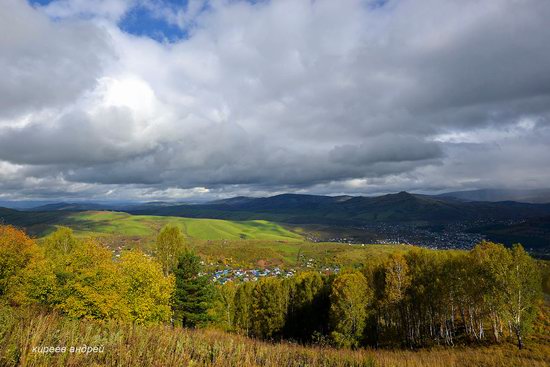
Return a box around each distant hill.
[129,192,550,225]
[6,192,550,227]
[30,202,111,212]
[0,200,55,210]
[436,189,550,204]
[0,207,69,234]
[469,216,550,253]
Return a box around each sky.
[1,0,550,201]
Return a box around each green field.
[193,239,414,268]
[21,210,413,268]
[58,211,303,242]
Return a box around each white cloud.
[39,0,137,21]
[1,0,550,200]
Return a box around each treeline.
[0,225,542,351]
[212,243,542,349]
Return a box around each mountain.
[28,200,145,212]
[0,207,69,234]
[5,191,550,229]
[129,192,550,225]
[0,200,56,210]
[469,216,550,254]
[436,189,550,204]
[208,196,256,206]
[30,202,111,212]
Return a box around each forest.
[0,224,548,366]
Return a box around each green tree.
[251,277,288,339]
[469,241,511,343]
[173,251,214,328]
[505,244,541,349]
[375,253,412,345]
[42,226,79,255]
[233,281,255,335]
[156,225,187,275]
[329,272,372,348]
[285,272,330,341]
[382,254,411,305]
[213,281,237,330]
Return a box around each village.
[204,259,341,284]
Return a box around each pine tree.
[173,251,214,328]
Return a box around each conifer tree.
[173,251,214,328]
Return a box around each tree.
[504,244,541,349]
[285,272,330,341]
[118,250,175,324]
[233,281,255,335]
[329,272,372,348]
[173,251,214,328]
[55,239,127,320]
[0,225,39,298]
[376,253,412,346]
[42,226,79,255]
[156,225,187,275]
[382,254,411,305]
[213,281,237,330]
[250,277,288,339]
[469,241,511,343]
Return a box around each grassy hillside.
[64,212,410,268]
[58,211,303,242]
[1,305,548,367]
[194,240,412,268]
[0,208,302,242]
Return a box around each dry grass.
[1,306,548,367]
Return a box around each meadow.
[14,210,411,268]
[61,211,302,241]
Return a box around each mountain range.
[126,191,550,225]
[2,191,549,225]
[2,191,549,254]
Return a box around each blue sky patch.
[119,4,189,42]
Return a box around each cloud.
[0,0,112,118]
[1,0,550,200]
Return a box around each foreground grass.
[1,307,548,367]
[1,307,374,367]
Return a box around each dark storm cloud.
[1,0,550,200]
